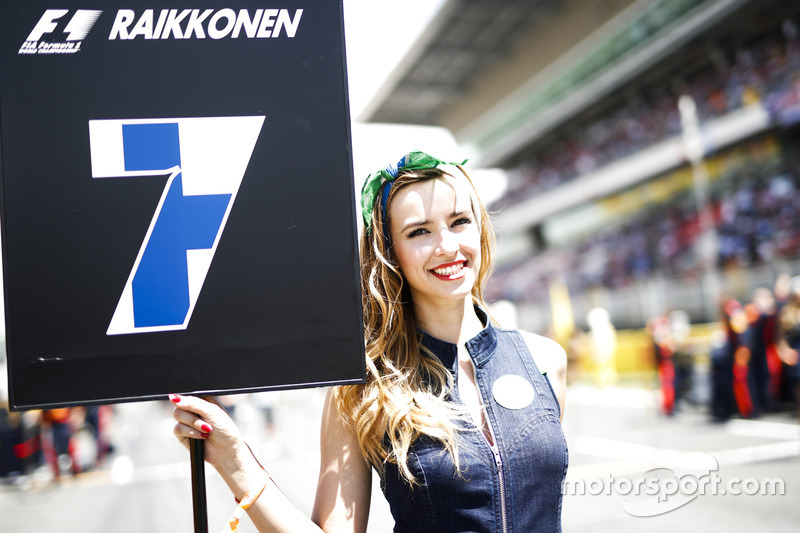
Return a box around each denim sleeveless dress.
[380,319,569,532]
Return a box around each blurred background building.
[360,0,800,381]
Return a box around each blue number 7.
[89,117,265,335]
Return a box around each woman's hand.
[170,394,254,475]
[171,391,369,532]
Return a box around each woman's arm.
[172,391,371,533]
[311,390,372,532]
[520,331,568,421]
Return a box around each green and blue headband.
[360,151,468,237]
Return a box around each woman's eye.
[453,217,472,227]
[408,228,427,238]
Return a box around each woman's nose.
[436,230,459,255]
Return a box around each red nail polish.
[169,394,181,403]
[200,432,210,439]
[200,423,212,433]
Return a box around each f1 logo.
[26,9,102,42]
[89,116,265,335]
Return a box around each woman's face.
[388,176,481,309]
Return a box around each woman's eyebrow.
[399,210,469,232]
[399,219,429,232]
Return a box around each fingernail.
[200,432,210,439]
[169,394,181,403]
[200,423,212,433]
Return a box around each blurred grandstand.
[359,0,800,344]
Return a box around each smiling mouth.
[430,261,467,279]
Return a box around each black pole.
[190,437,208,533]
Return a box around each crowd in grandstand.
[488,159,800,303]
[496,17,800,208]
[717,165,800,266]
[488,16,800,305]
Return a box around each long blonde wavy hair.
[333,166,495,484]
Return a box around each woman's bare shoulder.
[517,330,567,375]
[517,330,568,420]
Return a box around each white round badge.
[492,374,535,410]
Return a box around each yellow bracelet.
[224,470,269,533]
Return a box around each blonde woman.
[172,152,568,532]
